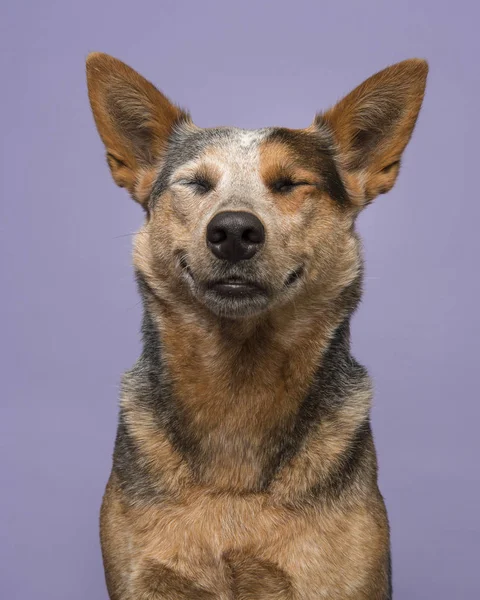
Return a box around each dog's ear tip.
[86,52,103,78]
[87,51,109,61]
[86,51,102,65]
[415,57,429,67]
[408,57,429,76]
[396,57,429,80]
[403,57,428,66]
[86,52,116,72]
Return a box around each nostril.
[242,228,263,244]
[209,227,227,244]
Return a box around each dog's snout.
[206,211,265,263]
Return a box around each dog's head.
[87,54,427,319]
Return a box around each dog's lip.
[179,255,266,295]
[206,278,267,297]
[284,264,305,286]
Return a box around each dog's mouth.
[206,278,266,298]
[178,254,304,316]
[284,264,304,287]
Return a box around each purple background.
[1,1,479,598]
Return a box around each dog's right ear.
[86,52,189,206]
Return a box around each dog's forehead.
[165,124,333,165]
[186,127,270,167]
[151,124,348,204]
[170,126,271,165]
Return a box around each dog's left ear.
[316,59,428,206]
[86,52,189,206]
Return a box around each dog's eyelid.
[174,177,214,192]
[271,179,316,192]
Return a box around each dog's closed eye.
[179,176,214,194]
[272,179,313,193]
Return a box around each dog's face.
[87,54,427,319]
[141,124,357,318]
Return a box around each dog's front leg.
[129,560,218,600]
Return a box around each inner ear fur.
[86,52,190,205]
[316,58,428,205]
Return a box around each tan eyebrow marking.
[259,140,323,214]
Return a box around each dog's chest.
[102,479,386,599]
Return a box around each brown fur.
[258,141,325,214]
[101,471,389,599]
[86,52,188,203]
[86,53,428,598]
[317,58,428,204]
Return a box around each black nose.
[206,211,265,263]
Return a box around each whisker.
[126,300,143,311]
[112,230,149,240]
[112,233,136,239]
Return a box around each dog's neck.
[124,271,364,493]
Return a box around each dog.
[86,52,427,599]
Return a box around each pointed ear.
[86,52,190,206]
[316,59,428,205]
